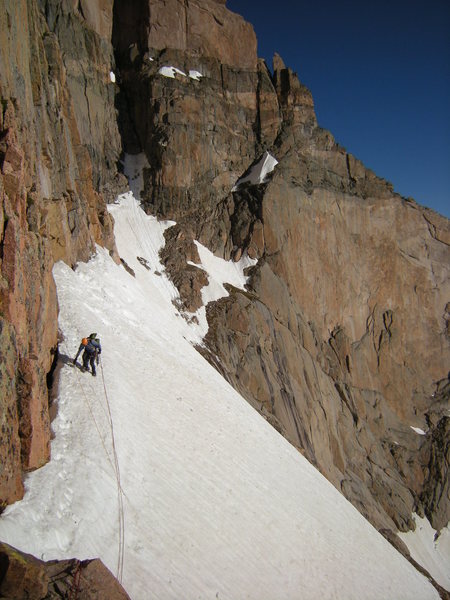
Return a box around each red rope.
[68,560,82,600]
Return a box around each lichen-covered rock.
[0,541,48,599]
[0,320,22,509]
[0,126,56,501]
[42,0,123,202]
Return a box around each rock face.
[0,0,123,507]
[0,0,448,568]
[113,0,450,539]
[204,176,449,532]
[146,0,257,69]
[0,540,130,599]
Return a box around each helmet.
[82,338,88,345]
[89,333,97,339]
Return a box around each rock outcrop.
[0,0,123,507]
[0,540,130,599]
[113,0,450,539]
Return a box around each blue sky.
[226,0,450,218]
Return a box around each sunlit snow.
[410,426,427,435]
[398,514,450,590]
[189,70,203,80]
[0,192,442,599]
[232,151,278,191]
[157,66,203,81]
[158,66,187,79]
[190,241,256,305]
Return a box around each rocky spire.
[272,51,286,71]
[272,52,317,133]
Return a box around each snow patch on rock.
[189,70,203,81]
[410,426,427,435]
[158,66,203,82]
[232,151,278,191]
[158,66,187,78]
[192,241,256,305]
[398,514,450,591]
[187,242,257,334]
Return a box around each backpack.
[86,333,101,354]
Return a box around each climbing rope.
[100,357,125,583]
[68,560,82,600]
[63,343,116,477]
[59,341,125,584]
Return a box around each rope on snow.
[100,357,126,584]
[59,342,126,584]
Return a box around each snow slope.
[0,192,441,599]
[398,514,450,590]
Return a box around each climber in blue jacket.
[73,333,102,376]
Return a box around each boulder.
[146,0,257,69]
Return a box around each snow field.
[0,192,441,599]
[189,239,257,316]
[398,514,450,590]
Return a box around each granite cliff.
[0,0,448,586]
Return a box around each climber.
[73,333,102,376]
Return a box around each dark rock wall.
[0,0,122,506]
[114,55,278,252]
